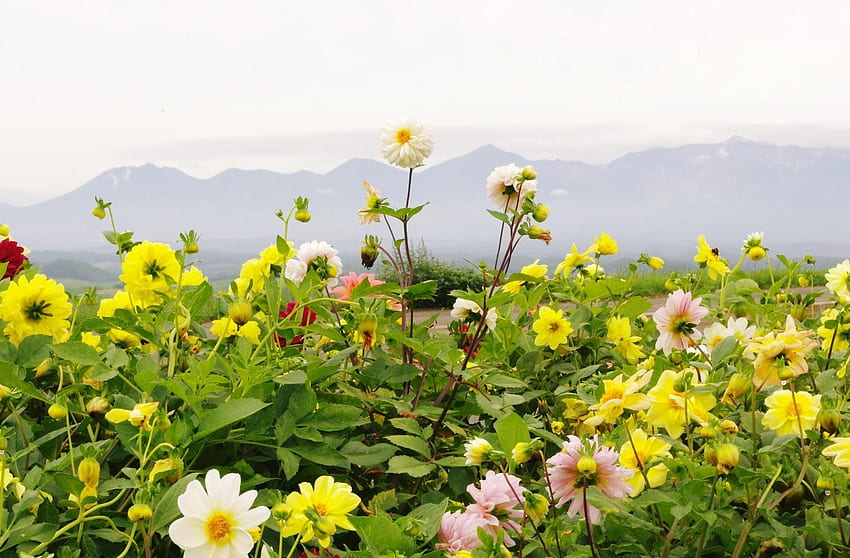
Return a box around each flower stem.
[582,486,600,558]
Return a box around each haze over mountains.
[3,137,849,271]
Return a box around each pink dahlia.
[331,272,385,300]
[546,435,633,524]
[466,470,527,545]
[0,239,28,280]
[652,289,709,355]
[436,508,490,554]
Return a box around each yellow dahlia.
[762,389,820,437]
[693,235,730,280]
[619,429,671,494]
[0,274,72,345]
[606,315,646,363]
[823,437,850,469]
[646,369,716,438]
[745,315,818,390]
[282,476,361,548]
[533,307,573,350]
[502,259,548,294]
[120,242,181,306]
[584,370,651,426]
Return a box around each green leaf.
[193,398,270,440]
[711,336,739,364]
[15,334,51,368]
[53,472,85,496]
[387,455,435,478]
[51,341,102,366]
[617,296,652,318]
[484,373,527,389]
[276,447,300,479]
[495,413,530,460]
[385,435,431,458]
[584,278,631,301]
[300,404,364,431]
[0,361,47,402]
[151,473,199,534]
[408,499,449,540]
[340,441,398,468]
[403,280,437,302]
[290,444,350,468]
[486,209,511,225]
[350,515,416,555]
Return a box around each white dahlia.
[486,164,537,209]
[380,116,434,168]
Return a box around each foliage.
[380,242,484,308]
[0,128,849,558]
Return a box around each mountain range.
[3,137,850,270]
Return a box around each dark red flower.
[275,301,318,347]
[0,238,28,280]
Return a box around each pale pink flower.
[546,435,633,524]
[436,509,489,554]
[466,470,526,545]
[653,289,709,354]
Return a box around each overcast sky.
[3,1,850,205]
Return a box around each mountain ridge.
[3,138,849,258]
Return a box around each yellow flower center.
[314,502,328,516]
[206,512,233,544]
[395,128,411,144]
[549,321,562,332]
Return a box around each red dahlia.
[0,238,28,280]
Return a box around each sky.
[3,1,850,206]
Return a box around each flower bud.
[524,492,549,522]
[92,207,106,220]
[818,409,841,434]
[464,437,494,465]
[511,442,533,464]
[0,433,7,451]
[76,485,98,509]
[532,204,550,222]
[521,165,537,181]
[714,443,740,474]
[576,455,597,477]
[128,503,153,522]
[698,426,718,439]
[272,502,292,521]
[360,244,379,269]
[78,456,101,488]
[314,516,336,537]
[0,224,9,237]
[184,241,199,255]
[0,384,12,401]
[817,476,835,491]
[647,257,664,270]
[294,209,312,223]
[48,402,68,420]
[527,226,552,245]
[797,275,810,288]
[776,365,795,381]
[704,445,717,466]
[664,279,678,292]
[724,373,749,402]
[35,358,57,378]
[228,299,253,326]
[748,246,766,261]
[719,419,739,435]
[86,396,110,417]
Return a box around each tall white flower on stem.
[380,116,434,168]
[168,469,270,558]
[486,164,537,209]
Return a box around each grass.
[618,268,827,297]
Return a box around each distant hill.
[4,138,850,264]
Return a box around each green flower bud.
[294,209,312,223]
[532,204,550,222]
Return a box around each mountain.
[3,138,850,264]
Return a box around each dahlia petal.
[168,516,208,549]
[176,480,211,518]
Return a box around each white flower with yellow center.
[380,116,434,168]
[169,469,270,558]
[284,241,344,288]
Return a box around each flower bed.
[1,121,849,557]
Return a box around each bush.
[379,242,484,308]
